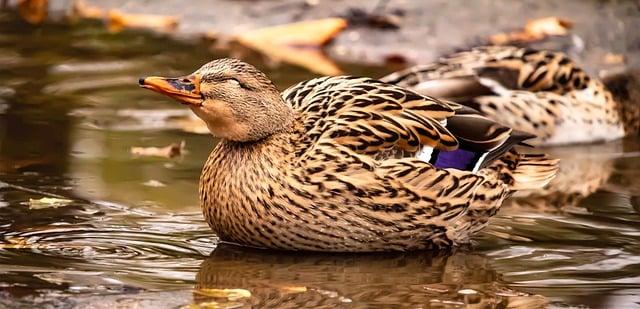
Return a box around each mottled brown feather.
[382,46,637,145]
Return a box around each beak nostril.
[138,78,146,85]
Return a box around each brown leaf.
[236,18,347,47]
[524,17,572,37]
[603,53,625,65]
[257,44,343,76]
[194,288,252,300]
[26,197,73,209]
[489,16,572,45]
[18,0,48,24]
[107,9,179,33]
[70,0,104,20]
[131,141,185,158]
[235,18,347,75]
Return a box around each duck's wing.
[283,76,527,171]
[280,76,557,248]
[381,46,594,98]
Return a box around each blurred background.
[0,0,639,308]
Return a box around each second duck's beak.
[139,74,202,106]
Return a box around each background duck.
[382,46,640,146]
[140,58,557,252]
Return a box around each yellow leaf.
[603,53,625,65]
[107,10,179,33]
[71,0,104,19]
[255,44,343,76]
[27,197,73,209]
[131,141,185,158]
[524,17,572,37]
[237,18,347,47]
[489,16,572,45]
[194,288,251,301]
[280,286,308,293]
[18,0,48,24]
[235,18,346,75]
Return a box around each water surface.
[0,14,639,308]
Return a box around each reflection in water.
[504,139,634,213]
[195,245,547,308]
[0,11,639,309]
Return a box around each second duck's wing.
[381,46,593,98]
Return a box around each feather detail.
[174,59,561,252]
[382,46,630,145]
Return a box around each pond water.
[0,13,639,308]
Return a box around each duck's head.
[140,58,293,142]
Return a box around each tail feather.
[508,153,559,191]
[483,150,558,192]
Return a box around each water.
[0,13,639,308]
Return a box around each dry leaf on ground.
[603,53,625,65]
[107,10,178,33]
[237,18,347,47]
[489,17,572,45]
[18,0,48,24]
[254,44,343,76]
[524,17,572,37]
[235,18,347,75]
[26,197,73,209]
[131,141,185,158]
[193,288,252,301]
[70,0,104,19]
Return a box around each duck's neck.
[199,122,300,243]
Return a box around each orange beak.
[139,74,202,106]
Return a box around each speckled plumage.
[382,46,639,145]
[186,65,558,252]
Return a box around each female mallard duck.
[140,59,557,252]
[382,46,640,146]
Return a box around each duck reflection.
[504,140,631,213]
[194,244,547,308]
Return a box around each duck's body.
[382,46,639,146]
[141,60,557,252]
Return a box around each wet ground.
[0,12,640,309]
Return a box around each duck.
[139,58,557,252]
[381,46,640,146]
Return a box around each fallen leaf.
[18,0,48,24]
[255,44,343,76]
[236,18,347,47]
[194,288,252,301]
[107,9,179,33]
[131,141,185,158]
[27,197,73,209]
[489,16,572,45]
[603,53,625,65]
[235,18,347,75]
[280,286,308,293]
[70,0,105,19]
[524,17,572,37]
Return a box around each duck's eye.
[226,78,241,87]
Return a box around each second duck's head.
[140,58,293,142]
